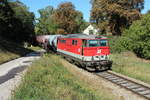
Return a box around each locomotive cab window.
[100,39,108,46]
[88,39,108,47]
[88,40,99,47]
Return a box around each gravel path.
[0,50,44,100]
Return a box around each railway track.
[96,71,150,100]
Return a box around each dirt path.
[0,50,44,100]
[61,59,147,100]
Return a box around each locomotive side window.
[60,39,66,43]
[72,40,77,45]
[82,40,87,47]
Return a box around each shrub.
[108,36,127,53]
[123,14,150,59]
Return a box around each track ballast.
[96,71,150,100]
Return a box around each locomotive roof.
[61,34,107,39]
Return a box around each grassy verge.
[110,52,150,83]
[0,52,19,64]
[27,46,42,51]
[0,37,41,64]
[12,54,116,100]
[0,45,41,64]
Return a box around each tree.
[36,2,87,35]
[53,2,87,34]
[35,6,58,35]
[10,1,35,43]
[0,0,14,38]
[90,0,144,35]
[75,11,89,33]
[0,0,35,44]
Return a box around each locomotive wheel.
[86,66,96,72]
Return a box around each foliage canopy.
[0,0,35,44]
[36,2,88,35]
[90,0,144,35]
[122,13,150,59]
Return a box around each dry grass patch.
[110,52,150,83]
[0,52,19,64]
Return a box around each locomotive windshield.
[88,39,108,47]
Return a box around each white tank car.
[48,35,62,51]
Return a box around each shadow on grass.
[0,37,35,57]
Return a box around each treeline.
[35,2,88,35]
[90,0,144,35]
[90,0,150,59]
[0,1,88,44]
[0,0,35,44]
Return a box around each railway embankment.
[110,52,150,84]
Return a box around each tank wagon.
[47,35,62,51]
[56,34,112,71]
[36,35,51,49]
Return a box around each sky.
[21,0,150,22]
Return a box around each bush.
[108,36,127,53]
[122,14,150,59]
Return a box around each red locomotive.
[57,34,112,71]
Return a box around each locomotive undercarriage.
[83,60,112,71]
[58,52,112,71]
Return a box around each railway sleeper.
[127,85,140,89]
[112,79,124,82]
[107,77,119,80]
[104,75,115,79]
[138,90,150,95]
[120,83,134,87]
[98,73,111,77]
[132,87,147,92]
[144,94,150,99]
[117,81,128,84]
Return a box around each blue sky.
[21,0,150,21]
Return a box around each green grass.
[12,54,116,100]
[27,46,42,51]
[110,52,150,83]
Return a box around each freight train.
[36,34,112,71]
